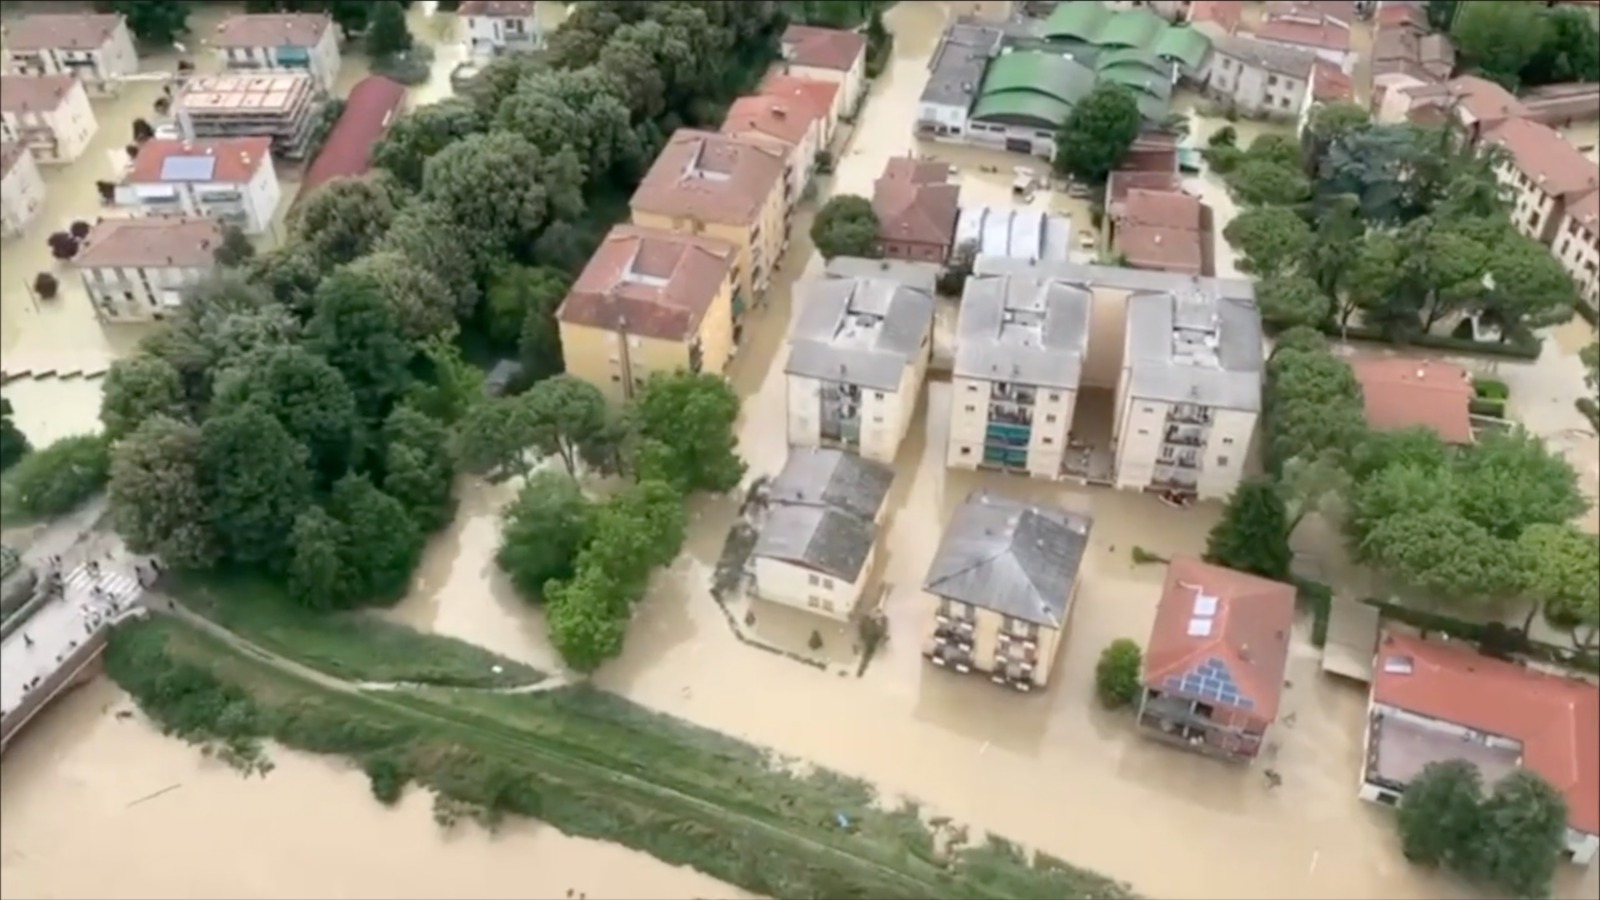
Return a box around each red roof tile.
[721,93,818,147]
[758,73,840,120]
[1310,59,1355,102]
[781,25,866,72]
[1188,1,1244,33]
[123,137,271,185]
[298,76,407,199]
[1144,558,1297,726]
[631,129,787,226]
[557,225,737,342]
[1349,356,1475,445]
[0,74,78,114]
[1376,3,1425,29]
[1373,631,1600,835]
[212,13,331,49]
[1264,0,1357,26]
[1484,116,1600,202]
[872,156,960,248]
[1568,190,1600,233]
[1256,18,1352,52]
[2,13,124,51]
[1114,188,1204,273]
[75,217,223,269]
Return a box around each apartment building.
[758,73,842,150]
[459,1,543,59]
[1556,191,1599,313]
[1205,34,1316,119]
[720,93,821,211]
[1116,277,1262,500]
[116,137,280,234]
[873,156,960,263]
[778,25,868,115]
[174,74,322,159]
[1,141,46,237]
[922,491,1093,692]
[0,74,96,164]
[747,447,894,621]
[629,129,788,319]
[785,265,937,465]
[946,268,1091,478]
[1255,4,1356,72]
[556,225,740,403]
[211,13,341,93]
[1482,116,1600,246]
[1,13,138,96]
[75,217,223,323]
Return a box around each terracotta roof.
[556,225,737,342]
[1264,0,1357,26]
[872,156,960,248]
[2,13,124,51]
[123,137,271,185]
[630,129,786,226]
[212,13,331,49]
[1124,133,1180,174]
[1373,631,1600,835]
[298,75,407,198]
[1256,18,1352,52]
[1143,557,1296,725]
[1568,190,1600,233]
[1406,75,1526,127]
[458,0,536,15]
[1114,188,1204,272]
[75,217,223,269]
[1310,59,1355,102]
[1107,169,1183,204]
[1188,1,1244,33]
[0,141,25,180]
[781,25,866,72]
[0,74,78,114]
[1484,116,1600,202]
[1349,356,1475,444]
[721,93,818,147]
[758,73,840,120]
[1375,3,1425,29]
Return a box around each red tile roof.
[872,156,960,249]
[298,75,407,199]
[0,74,78,114]
[758,73,840,121]
[1376,3,1425,29]
[1405,75,1526,129]
[1484,116,1600,203]
[123,137,271,185]
[721,93,818,147]
[1144,558,1296,726]
[1188,1,1244,33]
[631,129,787,226]
[781,25,866,72]
[1568,190,1600,234]
[1310,59,1355,102]
[1256,18,1352,52]
[212,13,331,49]
[557,225,737,342]
[1107,169,1183,204]
[75,217,223,269]
[1114,188,1204,274]
[1349,357,1475,445]
[1264,0,1357,26]
[2,13,124,51]
[1373,631,1600,835]
[458,1,536,16]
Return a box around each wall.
[919,594,1067,688]
[944,376,1076,478]
[0,148,46,235]
[916,100,970,140]
[881,236,948,263]
[1495,159,1560,243]
[1207,54,1307,118]
[81,262,212,322]
[785,56,864,118]
[963,119,1055,159]
[749,553,871,621]
[312,27,342,95]
[241,156,283,234]
[1111,396,1253,499]
[1555,212,1599,311]
[786,371,911,465]
[4,81,97,163]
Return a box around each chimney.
[772,104,786,120]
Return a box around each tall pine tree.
[1204,481,1292,580]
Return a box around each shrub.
[1130,545,1167,565]
[1577,397,1598,430]
[1468,397,1506,418]
[32,272,59,300]
[1094,639,1143,710]
[69,220,92,240]
[1323,323,1541,360]
[4,434,111,520]
[1294,578,1333,648]
[364,755,410,805]
[1472,377,1509,400]
[370,45,435,87]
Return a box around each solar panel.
[160,155,217,182]
[1192,591,1219,617]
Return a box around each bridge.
[1,563,149,754]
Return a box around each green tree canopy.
[629,371,745,493]
[1515,523,1600,646]
[0,398,31,473]
[365,0,414,57]
[1469,769,1569,899]
[381,404,457,531]
[811,195,881,261]
[1453,428,1586,541]
[1255,274,1330,333]
[108,415,218,570]
[198,405,311,569]
[100,356,185,439]
[1397,759,1484,868]
[1052,83,1141,184]
[497,470,592,600]
[305,268,416,422]
[211,345,363,485]
[1204,482,1292,581]
[5,435,111,521]
[289,173,404,269]
[1451,1,1548,89]
[1222,205,1312,277]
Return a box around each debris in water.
[491,665,503,674]
[835,811,851,829]
[126,783,182,808]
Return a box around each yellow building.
[628,129,788,336]
[555,225,739,403]
[922,491,1093,692]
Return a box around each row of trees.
[94,0,421,47]
[1447,0,1600,90]
[1218,106,1577,343]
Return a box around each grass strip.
[106,618,1138,900]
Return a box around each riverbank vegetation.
[108,617,1138,900]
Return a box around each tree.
[305,269,415,421]
[1093,639,1142,710]
[422,132,579,259]
[544,568,630,672]
[5,435,111,520]
[48,231,79,260]
[407,337,485,425]
[69,220,91,240]
[1265,349,1366,471]
[108,415,217,569]
[328,473,422,602]
[576,479,687,594]
[524,375,610,477]
[1222,205,1311,277]
[1453,427,1586,541]
[372,99,484,191]
[381,404,456,531]
[289,173,403,268]
[1396,759,1484,868]
[1255,274,1329,333]
[1278,450,1351,532]
[497,471,592,600]
[32,272,59,300]
[213,225,255,268]
[97,0,189,45]
[245,244,323,312]
[1451,1,1547,90]
[343,251,458,342]
[486,264,570,352]
[198,405,312,569]
[454,396,538,478]
[1470,769,1569,899]
[378,200,482,320]
[1362,508,1518,603]
[1227,160,1310,206]
[1052,83,1141,184]
[810,195,881,261]
[99,356,185,439]
[629,372,745,493]
[1480,236,1578,336]
[1515,523,1600,644]
[1339,230,1403,328]
[1523,7,1600,85]
[0,399,30,472]
[1269,325,1326,360]
[1300,102,1369,172]
[211,345,363,484]
[365,1,414,57]
[1583,341,1600,404]
[287,506,353,610]
[1204,482,1292,580]
[496,68,640,183]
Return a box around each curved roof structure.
[1040,2,1112,44]
[972,51,1095,127]
[1098,8,1165,49]
[1098,46,1166,77]
[1039,1,1212,73]
[970,91,1076,129]
[1151,26,1212,72]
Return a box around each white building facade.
[1,141,46,236]
[779,25,868,115]
[460,1,543,59]
[0,74,97,164]
[1205,35,1314,119]
[1,13,139,96]
[75,218,223,323]
[116,137,281,235]
[1556,196,1600,314]
[212,13,341,93]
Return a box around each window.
[1218,455,1230,466]
[1142,406,1153,413]
[1137,428,1149,435]
[966,383,978,392]
[1267,75,1278,86]
[822,577,835,590]
[808,573,821,586]
[959,446,971,456]
[1042,436,1054,445]
[1048,392,1060,402]
[1280,96,1291,109]
[1222,437,1234,445]
[1045,414,1057,424]
[964,404,976,412]
[872,415,883,423]
[874,391,885,400]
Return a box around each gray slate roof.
[1211,33,1316,80]
[922,22,1005,109]
[751,448,895,582]
[786,274,936,392]
[923,491,1092,628]
[953,271,1091,389]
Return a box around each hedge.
[1468,397,1507,418]
[1578,397,1599,431]
[1321,323,1542,360]
[1361,598,1600,675]
[1472,377,1509,400]
[1295,578,1333,648]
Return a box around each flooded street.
[4,4,1598,900]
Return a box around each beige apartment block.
[0,74,97,164]
[1,13,139,96]
[75,217,223,323]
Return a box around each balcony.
[982,445,1028,469]
[985,421,1030,448]
[992,381,1036,405]
[1158,449,1201,469]
[1163,425,1206,446]
[1168,403,1212,426]
[988,404,1032,427]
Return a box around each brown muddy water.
[3,4,1598,900]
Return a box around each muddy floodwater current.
[3,3,1598,900]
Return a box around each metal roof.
[751,448,895,582]
[953,270,1091,389]
[785,273,936,392]
[923,491,1093,627]
[158,155,218,182]
[954,206,1072,263]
